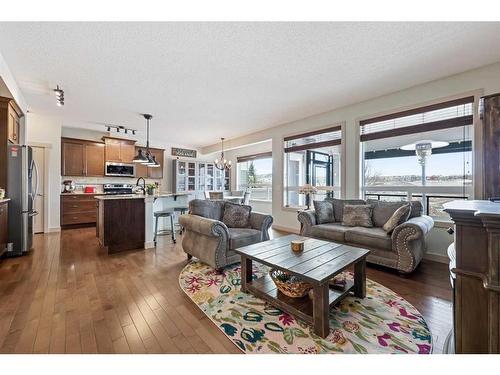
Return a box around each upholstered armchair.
[179,199,273,270]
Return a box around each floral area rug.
[179,261,432,354]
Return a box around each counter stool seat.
[154,209,176,244]
[173,206,189,234]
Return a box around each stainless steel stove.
[103,183,134,195]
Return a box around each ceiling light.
[214,138,231,171]
[53,85,65,107]
[107,126,111,132]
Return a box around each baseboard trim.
[144,241,155,249]
[272,224,299,234]
[424,253,449,264]
[47,227,61,233]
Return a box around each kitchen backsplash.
[61,176,163,193]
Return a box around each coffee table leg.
[354,258,366,298]
[313,284,330,338]
[240,255,252,293]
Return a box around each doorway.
[31,146,45,233]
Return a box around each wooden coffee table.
[234,234,370,338]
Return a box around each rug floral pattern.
[179,261,432,354]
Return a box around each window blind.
[360,96,474,142]
[284,125,342,153]
[236,151,272,163]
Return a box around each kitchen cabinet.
[7,104,21,144]
[85,142,105,176]
[134,147,164,179]
[0,201,8,257]
[0,97,24,190]
[103,136,136,162]
[61,194,102,227]
[61,138,105,177]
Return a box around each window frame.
[357,94,480,223]
[236,152,273,202]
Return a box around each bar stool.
[173,206,188,235]
[154,210,176,244]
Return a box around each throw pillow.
[382,203,411,233]
[222,202,252,228]
[326,198,366,223]
[313,200,335,224]
[342,204,374,228]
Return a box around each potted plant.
[146,183,157,195]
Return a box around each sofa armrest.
[391,215,434,273]
[297,210,316,235]
[179,214,229,238]
[249,212,274,241]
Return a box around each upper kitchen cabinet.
[134,146,164,179]
[61,138,105,177]
[0,96,24,191]
[103,136,136,162]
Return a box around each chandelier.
[214,137,231,171]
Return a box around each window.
[237,152,272,201]
[283,125,342,208]
[361,96,474,220]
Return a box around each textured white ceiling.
[1,22,500,147]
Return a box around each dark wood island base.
[96,198,145,254]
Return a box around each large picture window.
[360,96,474,220]
[283,125,342,208]
[236,152,272,201]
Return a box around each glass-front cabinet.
[173,159,230,195]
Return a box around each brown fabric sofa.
[179,199,273,269]
[297,198,434,274]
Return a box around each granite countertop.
[94,192,190,200]
[61,192,104,195]
[0,198,10,204]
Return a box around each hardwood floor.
[0,227,452,354]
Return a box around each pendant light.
[214,137,232,171]
[133,114,160,167]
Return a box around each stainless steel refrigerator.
[6,144,38,256]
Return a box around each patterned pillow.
[342,204,373,228]
[222,202,252,228]
[313,200,335,224]
[382,204,411,233]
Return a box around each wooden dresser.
[444,200,500,353]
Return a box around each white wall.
[201,62,500,259]
[0,51,27,113]
[26,112,63,231]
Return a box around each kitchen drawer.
[62,200,98,214]
[62,211,97,226]
[61,194,100,202]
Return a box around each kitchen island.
[96,192,189,254]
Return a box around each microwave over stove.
[105,162,135,177]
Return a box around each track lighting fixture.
[104,124,138,135]
[53,85,64,107]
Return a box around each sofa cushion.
[325,198,366,223]
[189,199,225,220]
[228,228,261,249]
[342,204,374,228]
[222,202,252,228]
[310,223,351,242]
[383,203,411,233]
[367,199,409,227]
[345,226,392,251]
[313,200,335,224]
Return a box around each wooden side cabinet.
[103,136,136,163]
[0,201,8,257]
[61,194,102,227]
[61,138,105,177]
[444,200,500,354]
